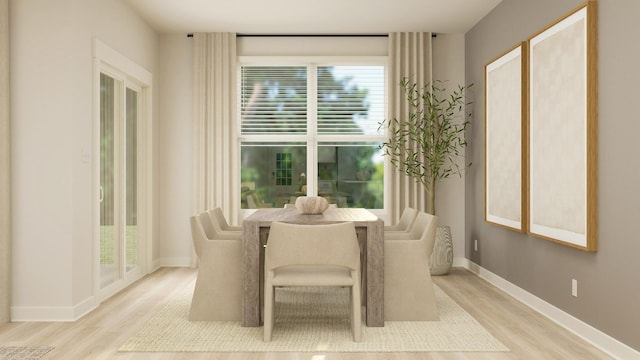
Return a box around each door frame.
[93,39,153,302]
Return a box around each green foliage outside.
[100,225,139,266]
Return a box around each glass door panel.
[100,73,118,288]
[100,74,140,289]
[125,88,138,274]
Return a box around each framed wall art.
[485,42,528,232]
[527,2,597,251]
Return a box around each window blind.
[240,66,307,134]
[317,66,384,135]
[241,65,385,136]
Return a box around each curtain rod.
[187,33,437,38]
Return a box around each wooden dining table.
[242,207,384,327]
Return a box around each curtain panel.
[387,32,433,222]
[192,33,239,224]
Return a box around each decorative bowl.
[294,196,329,214]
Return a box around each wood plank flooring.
[0,267,613,359]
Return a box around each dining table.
[242,207,384,327]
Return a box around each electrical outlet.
[474,239,478,251]
[571,279,578,297]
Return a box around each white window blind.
[317,66,385,135]
[240,66,307,134]
[240,65,385,136]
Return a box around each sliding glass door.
[99,73,140,290]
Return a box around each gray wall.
[466,0,640,351]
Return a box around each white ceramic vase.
[294,196,329,214]
[430,225,453,275]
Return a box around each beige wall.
[9,0,158,320]
[1,0,10,324]
[466,0,640,351]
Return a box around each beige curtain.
[192,33,238,224]
[387,32,433,222]
[1,0,11,323]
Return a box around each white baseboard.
[455,257,640,360]
[11,296,98,322]
[155,256,193,268]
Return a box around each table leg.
[242,222,260,327]
[366,218,384,326]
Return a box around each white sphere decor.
[294,196,330,214]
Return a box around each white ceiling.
[124,0,503,35]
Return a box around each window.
[238,59,386,210]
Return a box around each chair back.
[265,222,360,272]
[189,215,206,256]
[198,212,217,239]
[396,207,418,230]
[420,212,438,258]
[210,207,231,229]
[208,207,242,231]
[404,211,433,239]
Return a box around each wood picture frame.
[527,2,597,251]
[484,42,528,232]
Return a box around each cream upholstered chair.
[199,211,242,241]
[208,207,243,232]
[188,215,242,321]
[384,207,418,232]
[384,211,439,320]
[263,222,362,342]
[384,207,425,240]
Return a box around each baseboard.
[155,256,193,268]
[455,257,640,360]
[11,296,98,322]
[10,259,191,322]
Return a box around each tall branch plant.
[380,78,473,215]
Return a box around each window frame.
[236,56,389,219]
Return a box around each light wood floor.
[0,267,613,360]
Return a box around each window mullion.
[306,64,318,196]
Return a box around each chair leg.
[351,285,362,342]
[264,283,274,341]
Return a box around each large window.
[239,60,386,209]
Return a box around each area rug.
[119,282,509,353]
[0,346,54,360]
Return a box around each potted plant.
[380,77,473,275]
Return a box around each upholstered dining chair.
[384,207,425,240]
[199,211,242,241]
[384,207,418,232]
[384,211,439,321]
[188,215,242,321]
[208,207,242,232]
[263,221,362,342]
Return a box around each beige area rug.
[0,346,54,360]
[119,282,509,353]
